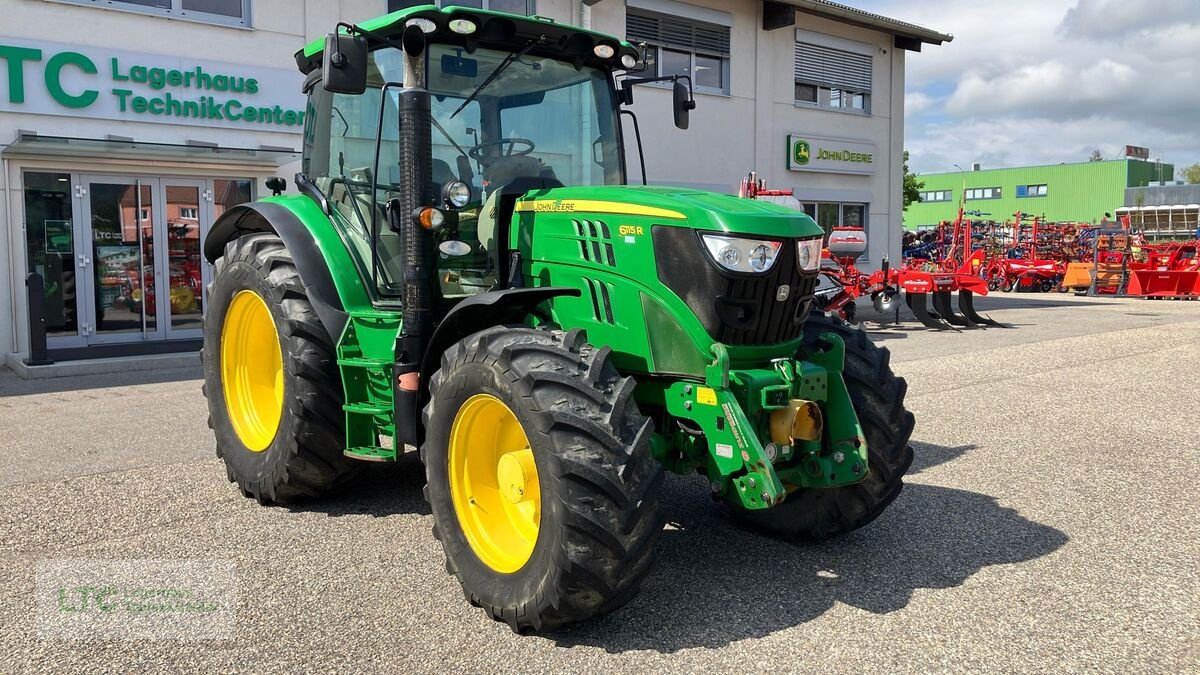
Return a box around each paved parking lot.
[1,293,1197,673]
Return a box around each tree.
[1179,163,1200,184]
[1089,149,1104,162]
[902,150,924,211]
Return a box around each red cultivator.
[816,227,1001,330]
[739,173,1000,330]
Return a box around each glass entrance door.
[32,173,253,351]
[162,180,207,338]
[80,177,164,344]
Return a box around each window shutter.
[794,42,872,92]
[627,9,730,56]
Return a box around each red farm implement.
[740,173,1000,329]
[1126,242,1200,298]
[984,213,1072,293]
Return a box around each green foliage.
[1179,162,1200,184]
[902,150,924,211]
[1089,149,1104,162]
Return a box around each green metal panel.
[904,159,1176,229]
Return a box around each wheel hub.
[497,449,536,504]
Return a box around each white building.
[0,0,949,370]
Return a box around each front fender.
[419,287,581,395]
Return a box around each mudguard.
[419,287,582,394]
[203,202,349,342]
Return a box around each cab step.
[343,446,396,462]
[337,357,393,369]
[343,402,391,416]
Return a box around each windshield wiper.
[451,39,539,119]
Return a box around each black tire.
[422,326,664,632]
[730,312,915,540]
[1001,280,1014,292]
[201,233,361,504]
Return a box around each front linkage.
[653,333,869,509]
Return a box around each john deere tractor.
[202,5,914,632]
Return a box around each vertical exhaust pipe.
[392,25,433,446]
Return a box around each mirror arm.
[618,74,696,107]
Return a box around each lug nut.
[683,401,692,410]
[833,451,845,463]
[747,477,756,488]
[684,385,693,394]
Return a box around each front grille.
[653,226,819,346]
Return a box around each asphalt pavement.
[1,293,1197,673]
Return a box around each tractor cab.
[295,8,689,304]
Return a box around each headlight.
[620,54,638,69]
[442,180,472,209]
[796,238,822,272]
[701,235,781,274]
[448,18,477,35]
[405,18,437,34]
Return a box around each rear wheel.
[730,313,915,540]
[422,326,664,632]
[201,233,360,504]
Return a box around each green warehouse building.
[904,159,1175,229]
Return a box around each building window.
[387,0,535,14]
[794,40,872,113]
[179,207,199,219]
[626,9,731,95]
[801,201,868,234]
[56,0,251,27]
[965,187,1001,200]
[1017,184,1047,198]
[920,190,952,203]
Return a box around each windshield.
[302,44,624,300]
[427,44,624,190]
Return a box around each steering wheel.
[468,138,536,163]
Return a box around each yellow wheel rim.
[220,289,284,452]
[448,394,540,573]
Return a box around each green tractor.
[202,5,914,632]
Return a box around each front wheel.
[730,313,915,540]
[422,327,664,632]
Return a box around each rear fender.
[204,200,363,343]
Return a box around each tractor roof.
[296,4,637,75]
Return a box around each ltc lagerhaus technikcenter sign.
[787,133,877,175]
[0,36,305,131]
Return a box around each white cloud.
[905,91,934,116]
[859,0,1200,175]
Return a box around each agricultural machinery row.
[906,212,1200,299]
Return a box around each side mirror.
[322,32,368,94]
[673,79,696,130]
[265,176,287,196]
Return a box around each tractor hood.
[513,185,824,239]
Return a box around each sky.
[855,0,1200,177]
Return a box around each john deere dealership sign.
[787,134,876,175]
[0,37,305,131]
